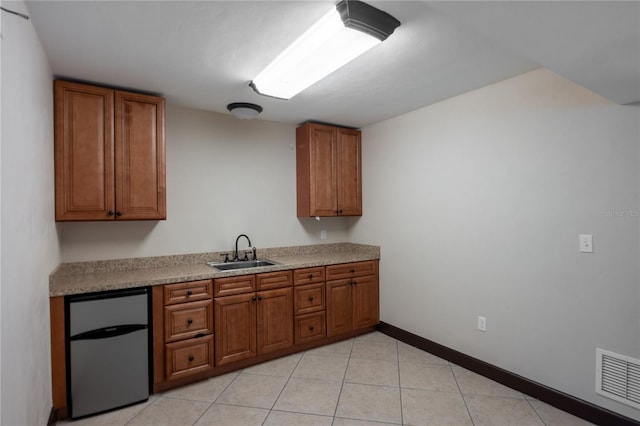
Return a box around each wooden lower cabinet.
[214,293,257,365]
[295,311,326,344]
[215,287,294,365]
[165,335,213,381]
[326,262,379,337]
[257,287,294,355]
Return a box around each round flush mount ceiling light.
[227,102,263,120]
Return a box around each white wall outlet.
[478,316,487,332]
[320,229,327,240]
[579,234,593,253]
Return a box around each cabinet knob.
[353,280,357,285]
[108,210,115,216]
[308,273,313,279]
[309,325,314,331]
[308,296,314,302]
[257,295,263,301]
[188,355,194,362]
[187,318,193,325]
[115,211,123,217]
[186,290,192,296]
[351,268,355,273]
[252,296,257,302]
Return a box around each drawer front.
[295,312,326,345]
[294,283,325,315]
[164,280,213,305]
[164,300,213,342]
[326,261,376,281]
[214,275,256,297]
[256,270,292,291]
[293,267,325,286]
[165,335,213,381]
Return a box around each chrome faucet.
[234,234,256,261]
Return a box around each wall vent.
[596,348,640,409]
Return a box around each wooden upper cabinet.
[115,91,166,220]
[336,128,362,216]
[54,80,166,221]
[296,122,362,217]
[54,81,114,221]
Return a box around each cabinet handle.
[308,273,313,279]
[188,355,194,362]
[187,318,193,325]
[351,268,355,273]
[186,290,192,296]
[308,296,314,301]
[309,325,314,331]
[116,211,123,217]
[257,295,263,301]
[108,210,115,216]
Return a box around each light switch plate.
[579,234,593,253]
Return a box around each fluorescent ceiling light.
[251,0,400,100]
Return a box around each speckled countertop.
[49,242,380,296]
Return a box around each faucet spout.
[234,234,252,261]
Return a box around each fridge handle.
[70,324,148,341]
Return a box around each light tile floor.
[59,332,594,426]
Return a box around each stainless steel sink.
[206,259,279,271]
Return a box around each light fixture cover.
[250,0,400,100]
[336,0,400,41]
[227,102,263,120]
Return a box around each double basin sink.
[206,259,279,271]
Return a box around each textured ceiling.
[25,1,639,128]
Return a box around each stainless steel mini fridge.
[66,287,151,419]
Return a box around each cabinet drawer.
[214,275,256,297]
[165,335,213,381]
[164,300,213,342]
[256,270,292,291]
[295,312,326,344]
[326,261,376,280]
[293,267,325,286]
[294,283,325,315]
[164,280,212,305]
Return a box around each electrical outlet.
[320,229,327,240]
[579,234,593,253]
[478,316,487,332]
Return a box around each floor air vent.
[596,348,640,409]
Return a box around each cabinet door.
[257,287,293,355]
[351,275,379,330]
[336,128,362,216]
[214,293,256,366]
[54,81,114,221]
[326,279,353,337]
[114,91,166,220]
[308,123,337,216]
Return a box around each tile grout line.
[396,338,404,426]
[124,393,161,425]
[189,372,244,425]
[261,353,305,425]
[524,397,549,426]
[330,338,355,424]
[451,365,476,426]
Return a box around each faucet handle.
[242,250,251,261]
[220,253,230,263]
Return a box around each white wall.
[351,68,640,419]
[59,105,354,262]
[0,1,61,424]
